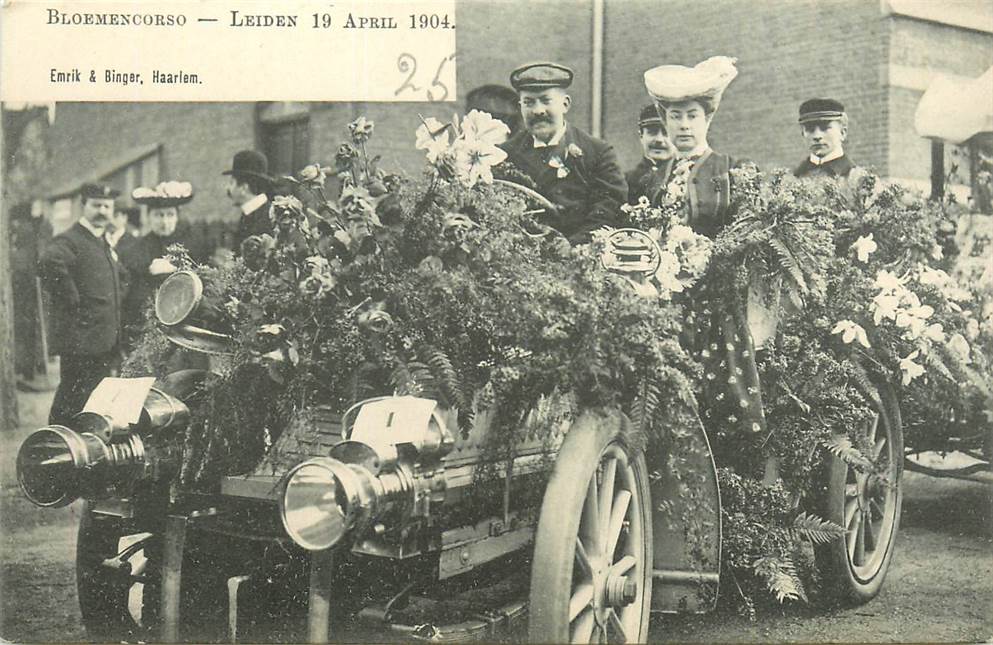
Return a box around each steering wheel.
[492,179,565,241]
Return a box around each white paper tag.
[350,396,437,446]
[83,377,157,425]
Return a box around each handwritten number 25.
[394,52,457,102]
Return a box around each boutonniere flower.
[548,156,570,179]
[566,143,583,159]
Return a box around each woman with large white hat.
[644,57,768,443]
[643,56,740,237]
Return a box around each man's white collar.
[810,148,844,166]
[241,193,269,215]
[532,123,568,149]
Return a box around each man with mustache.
[38,183,126,425]
[793,98,857,179]
[499,62,627,244]
[626,104,674,204]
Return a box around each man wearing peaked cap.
[38,182,127,425]
[223,149,274,252]
[626,104,674,204]
[499,62,627,244]
[794,98,857,179]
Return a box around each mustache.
[527,114,554,125]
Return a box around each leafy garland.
[123,115,992,614]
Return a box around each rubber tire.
[814,383,903,605]
[528,412,653,643]
[76,502,157,641]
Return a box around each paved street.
[1,389,991,643]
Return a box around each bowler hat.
[80,182,120,201]
[222,150,272,183]
[510,62,574,91]
[638,104,665,128]
[798,98,845,124]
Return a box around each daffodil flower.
[851,233,877,263]
[831,320,871,348]
[899,350,925,385]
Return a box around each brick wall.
[41,102,257,226]
[603,0,889,176]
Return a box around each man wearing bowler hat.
[224,149,274,251]
[626,104,674,204]
[499,62,627,243]
[794,98,857,179]
[38,182,126,425]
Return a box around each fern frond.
[389,360,438,398]
[752,556,807,604]
[769,237,808,295]
[628,377,661,439]
[822,435,874,472]
[421,346,474,432]
[792,512,845,545]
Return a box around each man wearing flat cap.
[224,150,274,252]
[626,104,674,204]
[794,98,857,179]
[499,62,627,243]
[38,182,127,425]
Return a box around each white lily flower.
[922,323,945,343]
[874,270,904,292]
[832,320,871,348]
[851,234,877,263]
[899,350,925,385]
[871,293,901,324]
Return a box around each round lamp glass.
[281,462,348,551]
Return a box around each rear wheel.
[815,384,903,604]
[529,413,652,643]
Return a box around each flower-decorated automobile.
[14,113,991,643]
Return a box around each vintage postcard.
[1,0,991,643]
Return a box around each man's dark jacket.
[234,199,274,252]
[794,154,856,179]
[626,157,667,205]
[499,125,627,242]
[38,222,124,356]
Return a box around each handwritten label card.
[1,0,457,101]
[83,377,157,425]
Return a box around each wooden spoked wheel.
[816,383,903,604]
[529,414,652,643]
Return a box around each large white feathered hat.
[644,56,739,111]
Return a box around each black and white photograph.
[1,0,991,642]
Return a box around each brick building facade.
[5,0,992,244]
